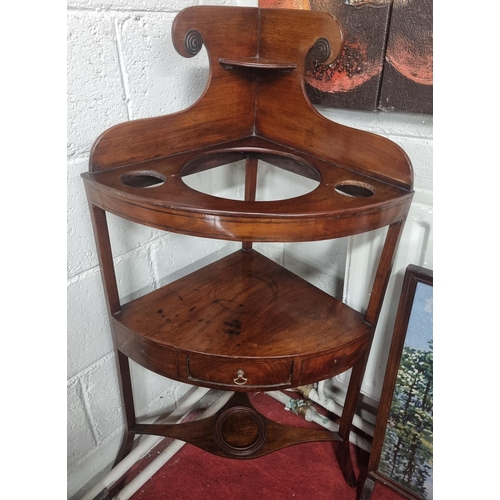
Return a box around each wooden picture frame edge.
[359,264,433,500]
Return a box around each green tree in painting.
[380,339,433,498]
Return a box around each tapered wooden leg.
[336,439,356,487]
[335,358,369,488]
[113,350,137,466]
[88,205,136,465]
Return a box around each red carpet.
[110,392,405,499]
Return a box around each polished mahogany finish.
[84,137,412,242]
[114,249,372,391]
[82,5,413,491]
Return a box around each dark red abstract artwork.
[259,0,433,114]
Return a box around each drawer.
[299,337,370,385]
[113,320,178,380]
[187,356,293,389]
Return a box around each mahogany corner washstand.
[82,5,413,490]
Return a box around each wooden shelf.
[83,137,412,243]
[113,250,372,390]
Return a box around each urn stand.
[82,5,414,492]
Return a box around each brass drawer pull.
[233,369,248,385]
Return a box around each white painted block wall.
[67,1,432,498]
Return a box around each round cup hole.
[335,181,375,198]
[121,171,166,188]
[181,150,320,201]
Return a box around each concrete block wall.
[67,0,432,498]
[67,1,254,498]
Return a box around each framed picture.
[360,264,433,500]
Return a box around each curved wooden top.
[83,137,412,242]
[84,6,413,242]
[88,6,413,190]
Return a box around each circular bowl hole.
[180,149,321,201]
[121,171,166,188]
[335,181,375,198]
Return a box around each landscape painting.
[378,279,433,498]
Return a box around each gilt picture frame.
[360,264,433,500]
